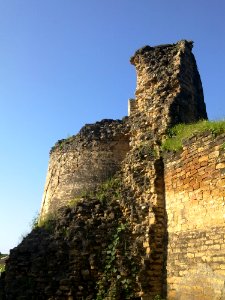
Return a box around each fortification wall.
[165,132,225,299]
[118,40,208,299]
[40,119,130,219]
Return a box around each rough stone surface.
[129,40,207,147]
[40,118,130,220]
[1,199,131,299]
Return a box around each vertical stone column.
[129,40,207,146]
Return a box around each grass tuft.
[162,119,225,152]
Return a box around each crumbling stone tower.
[129,40,207,145]
[40,119,130,220]
[121,40,208,299]
[40,40,207,223]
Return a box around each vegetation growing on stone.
[162,120,225,151]
[92,177,122,202]
[133,142,156,160]
[0,265,5,274]
[4,191,141,299]
[0,254,7,274]
[38,216,56,233]
[96,222,139,300]
[68,176,122,206]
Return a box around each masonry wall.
[164,132,225,300]
[118,40,208,299]
[40,119,130,220]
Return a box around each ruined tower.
[40,119,130,220]
[40,40,207,222]
[38,40,209,299]
[129,40,207,145]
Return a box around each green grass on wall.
[162,120,225,152]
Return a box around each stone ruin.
[1,40,225,300]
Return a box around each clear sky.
[0,0,225,254]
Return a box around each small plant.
[0,264,5,274]
[0,254,7,274]
[96,223,138,300]
[38,213,56,233]
[133,142,156,160]
[68,196,83,207]
[30,211,40,229]
[153,295,165,300]
[71,176,122,205]
[94,177,122,203]
[162,119,225,152]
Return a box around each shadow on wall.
[154,158,168,300]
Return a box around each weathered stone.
[39,118,130,220]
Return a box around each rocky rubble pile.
[0,191,140,300]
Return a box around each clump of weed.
[162,119,225,152]
[37,213,56,233]
[133,142,156,160]
[94,176,122,203]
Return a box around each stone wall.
[164,132,225,299]
[117,40,208,299]
[40,119,130,220]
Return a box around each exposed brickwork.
[165,132,225,299]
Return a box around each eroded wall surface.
[129,40,207,146]
[165,132,225,300]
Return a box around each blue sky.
[0,0,225,254]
